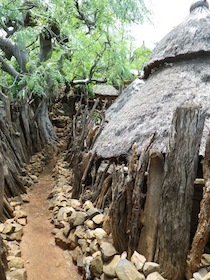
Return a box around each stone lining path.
[20,163,82,280]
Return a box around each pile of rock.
[19,150,51,188]
[0,194,29,280]
[49,159,166,280]
[1,149,49,280]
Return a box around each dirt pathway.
[20,165,82,280]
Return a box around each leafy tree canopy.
[0,0,151,100]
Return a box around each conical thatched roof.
[93,3,210,159]
[144,5,210,78]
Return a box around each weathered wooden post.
[186,134,210,278]
[138,152,164,261]
[0,153,4,219]
[0,153,6,280]
[154,103,205,280]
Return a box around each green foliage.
[0,0,150,100]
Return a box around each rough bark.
[39,32,53,62]
[186,134,210,278]
[0,154,4,220]
[0,237,6,280]
[36,98,57,145]
[0,35,27,72]
[138,152,164,261]
[154,103,205,280]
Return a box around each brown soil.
[20,164,82,280]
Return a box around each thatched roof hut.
[93,3,210,159]
[93,84,119,100]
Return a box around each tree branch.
[75,0,96,33]
[0,55,22,79]
[0,35,28,72]
[70,78,107,85]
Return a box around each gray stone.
[202,254,210,265]
[93,214,105,225]
[71,246,83,263]
[67,229,78,250]
[89,239,99,254]
[143,262,160,276]
[100,241,118,261]
[8,257,25,269]
[6,268,27,280]
[70,199,81,209]
[78,239,88,253]
[17,218,27,226]
[74,225,86,239]
[116,259,145,280]
[77,254,84,268]
[14,209,27,219]
[86,229,95,239]
[55,230,69,250]
[103,254,121,277]
[203,271,210,280]
[90,254,103,277]
[63,223,71,237]
[73,212,87,226]
[83,256,93,280]
[193,268,208,280]
[2,222,14,234]
[87,208,100,219]
[83,200,94,211]
[94,228,107,240]
[85,219,96,230]
[7,226,23,241]
[131,251,146,271]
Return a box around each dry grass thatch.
[93,6,210,159]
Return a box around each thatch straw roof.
[93,85,118,98]
[93,4,210,159]
[144,4,210,79]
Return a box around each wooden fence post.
[0,154,4,219]
[186,134,210,278]
[154,103,205,280]
[0,154,6,280]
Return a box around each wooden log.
[0,236,6,280]
[186,134,210,278]
[154,103,205,280]
[138,152,164,261]
[127,135,155,259]
[0,154,4,220]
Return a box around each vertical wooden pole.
[0,154,6,280]
[0,154,4,219]
[186,135,210,278]
[154,103,205,280]
[138,152,164,261]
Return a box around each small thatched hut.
[72,2,210,280]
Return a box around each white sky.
[132,0,194,49]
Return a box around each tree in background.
[0,0,150,144]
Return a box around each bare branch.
[0,55,22,79]
[70,78,107,85]
[75,0,96,33]
[0,35,28,72]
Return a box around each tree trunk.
[154,103,205,280]
[186,134,210,278]
[36,98,57,145]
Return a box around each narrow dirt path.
[20,164,82,280]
